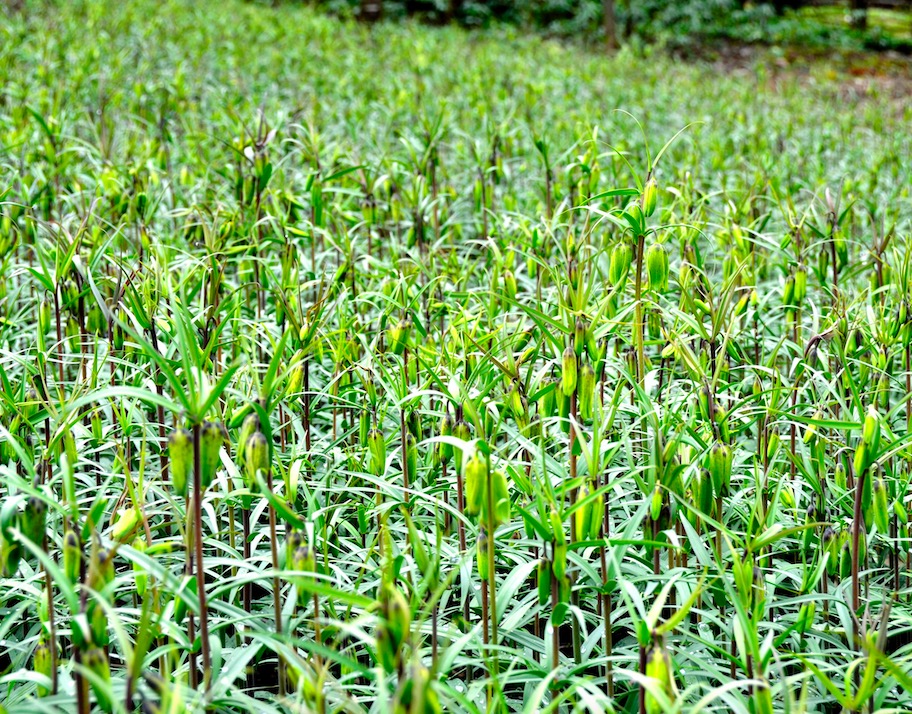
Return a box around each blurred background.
[288,0,912,54]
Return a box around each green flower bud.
[464,452,487,518]
[609,242,633,287]
[643,178,658,217]
[21,496,47,548]
[236,412,260,470]
[200,421,224,489]
[491,469,510,525]
[368,427,386,476]
[707,442,732,498]
[561,347,577,396]
[853,439,869,479]
[502,269,517,301]
[38,300,51,337]
[111,507,139,543]
[574,484,592,542]
[63,529,81,583]
[244,431,269,490]
[380,583,411,657]
[83,647,112,713]
[587,487,604,541]
[873,479,889,535]
[33,639,52,697]
[862,405,881,453]
[646,243,669,292]
[782,275,796,308]
[794,265,807,303]
[132,537,147,597]
[834,462,847,490]
[579,363,595,421]
[476,528,489,581]
[168,428,193,498]
[645,640,674,714]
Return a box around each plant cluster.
[0,0,912,712]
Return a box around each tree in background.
[850,0,868,29]
[604,0,618,48]
[361,0,382,22]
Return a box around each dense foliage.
[1,0,912,712]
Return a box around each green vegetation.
[1,0,912,712]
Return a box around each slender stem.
[266,469,285,696]
[634,233,646,386]
[192,423,211,687]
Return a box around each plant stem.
[192,423,211,687]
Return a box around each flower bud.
[464,452,487,518]
[794,265,807,303]
[502,270,517,301]
[782,275,795,308]
[38,300,51,337]
[643,178,658,217]
[491,469,510,525]
[380,583,411,658]
[132,537,147,597]
[872,478,889,534]
[707,442,732,498]
[368,427,386,476]
[63,529,81,583]
[244,431,269,490]
[574,484,592,542]
[609,242,633,287]
[168,428,193,499]
[236,412,260,470]
[579,363,595,421]
[83,647,112,713]
[111,507,139,543]
[646,243,669,292]
[862,405,881,453]
[645,640,674,714]
[476,529,490,581]
[200,421,224,489]
[33,639,52,697]
[561,347,577,396]
[21,496,47,547]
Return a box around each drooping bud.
[33,639,52,697]
[83,647,112,713]
[491,469,510,525]
[707,442,733,498]
[199,421,224,489]
[862,405,881,453]
[645,638,675,714]
[561,347,577,396]
[643,178,658,217]
[579,363,596,421]
[609,242,633,287]
[646,243,669,293]
[476,528,490,581]
[236,412,260,471]
[21,496,47,547]
[168,428,193,499]
[63,529,81,583]
[368,427,386,476]
[464,452,487,518]
[872,479,889,534]
[502,270,517,301]
[244,431,269,490]
[132,537,147,597]
[793,264,807,304]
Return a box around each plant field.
[2,1,912,712]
